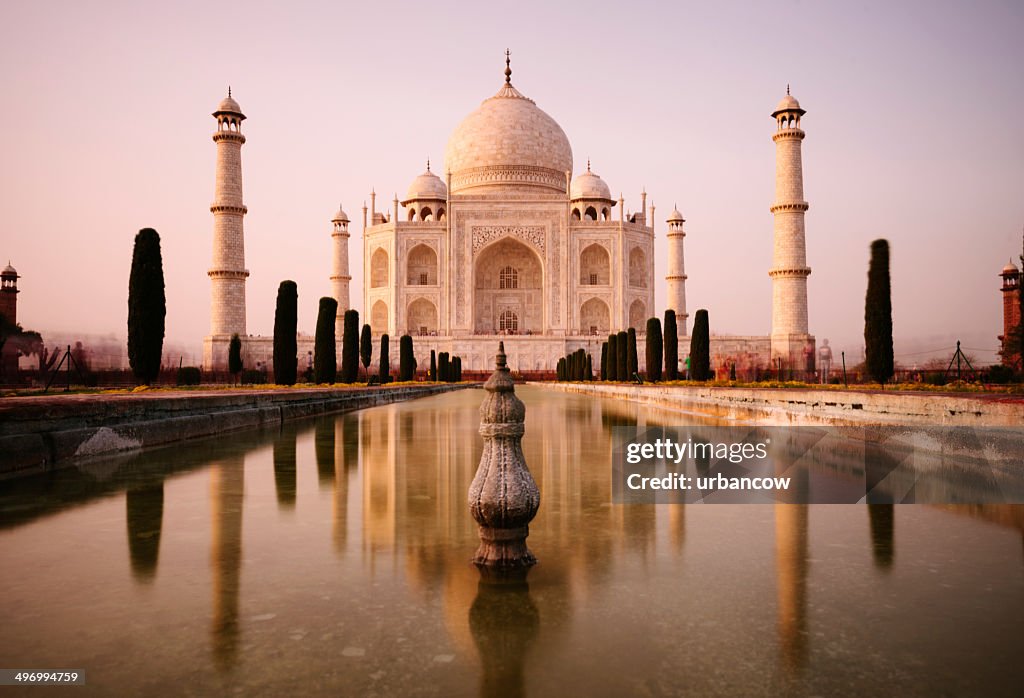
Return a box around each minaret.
[769,87,813,367]
[330,204,351,338]
[0,262,19,325]
[665,208,688,334]
[206,89,249,369]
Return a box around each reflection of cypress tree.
[314,418,336,488]
[273,426,297,509]
[126,482,164,583]
[868,504,894,570]
[469,578,539,698]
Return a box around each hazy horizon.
[2,0,1021,366]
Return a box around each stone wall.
[0,383,471,478]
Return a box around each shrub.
[176,366,201,386]
[241,369,266,385]
[616,331,628,381]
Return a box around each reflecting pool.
[1,386,1022,696]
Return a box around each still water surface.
[1,386,1022,696]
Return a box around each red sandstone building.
[999,259,1021,368]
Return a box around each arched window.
[499,266,518,289]
[421,207,433,222]
[408,208,416,221]
[571,208,581,221]
[499,310,518,333]
[371,248,389,288]
[437,208,446,221]
[602,207,610,221]
[584,206,597,221]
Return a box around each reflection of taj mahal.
[204,56,813,375]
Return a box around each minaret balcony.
[769,202,809,213]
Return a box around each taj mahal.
[203,55,814,376]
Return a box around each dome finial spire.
[587,158,591,172]
[228,85,232,98]
[786,83,790,96]
[505,49,512,84]
[426,158,430,172]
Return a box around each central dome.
[444,80,573,195]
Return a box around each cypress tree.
[664,310,678,380]
[556,358,564,381]
[645,317,663,382]
[453,356,462,382]
[360,324,372,382]
[228,333,243,384]
[127,228,166,384]
[429,349,437,381]
[600,341,608,381]
[313,297,338,383]
[586,352,593,381]
[379,334,390,383]
[627,328,639,381]
[616,331,628,381]
[864,239,894,384]
[439,351,449,382]
[690,309,711,381]
[272,280,298,385]
[399,335,415,381]
[340,309,359,383]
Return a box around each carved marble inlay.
[472,226,546,254]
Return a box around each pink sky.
[2,0,1021,366]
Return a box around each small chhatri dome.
[403,161,448,203]
[570,161,612,201]
[214,88,245,117]
[2,261,17,275]
[332,204,350,224]
[772,86,805,117]
[1002,259,1019,274]
[666,206,685,223]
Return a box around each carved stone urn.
[468,342,540,568]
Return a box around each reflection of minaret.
[775,503,808,676]
[469,578,539,698]
[126,481,164,583]
[868,504,894,570]
[273,425,297,510]
[210,455,244,669]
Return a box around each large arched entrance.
[473,238,543,334]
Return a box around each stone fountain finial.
[468,342,540,569]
